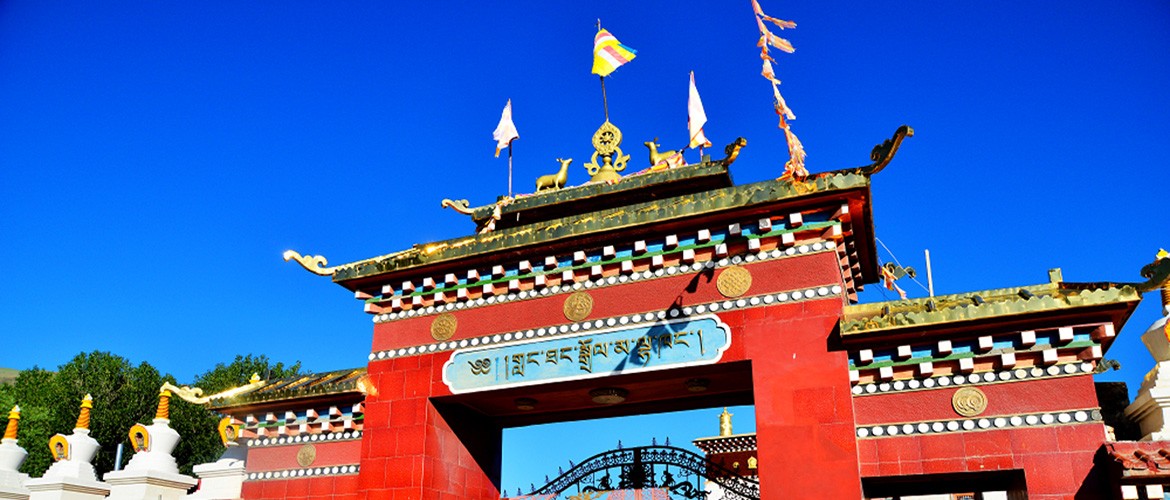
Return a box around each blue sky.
[1,1,1167,492]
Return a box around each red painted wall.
[242,475,360,500]
[857,423,1107,499]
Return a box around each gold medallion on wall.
[563,291,594,322]
[717,265,753,298]
[951,387,988,417]
[431,313,458,341]
[296,444,317,467]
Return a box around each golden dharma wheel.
[296,444,317,467]
[717,265,753,298]
[563,292,595,322]
[430,313,458,341]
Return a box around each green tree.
[192,354,301,393]
[0,368,56,475]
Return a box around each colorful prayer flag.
[592,29,637,77]
[687,71,712,149]
[492,99,519,157]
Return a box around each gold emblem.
[583,121,630,183]
[563,292,594,322]
[431,313,458,341]
[217,417,239,447]
[952,387,988,417]
[48,434,70,461]
[296,444,317,467]
[717,265,752,298]
[128,424,150,453]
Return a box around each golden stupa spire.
[3,405,19,440]
[719,407,733,437]
[155,389,172,420]
[75,394,93,430]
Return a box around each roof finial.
[75,394,93,430]
[719,407,733,437]
[3,405,19,440]
[155,388,172,420]
[250,372,261,384]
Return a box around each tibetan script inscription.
[442,315,731,394]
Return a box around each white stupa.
[104,389,197,500]
[0,406,30,500]
[26,394,110,500]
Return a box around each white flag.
[687,72,711,149]
[493,99,519,157]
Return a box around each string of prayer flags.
[752,0,808,181]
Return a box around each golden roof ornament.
[536,158,572,192]
[584,121,630,183]
[75,394,93,430]
[283,250,338,276]
[719,407,733,437]
[3,405,18,441]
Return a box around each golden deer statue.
[536,158,572,192]
[645,139,682,169]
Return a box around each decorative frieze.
[246,430,362,448]
[851,361,1096,396]
[849,324,1107,385]
[366,217,848,322]
[371,240,842,324]
[245,464,359,481]
[855,408,1102,439]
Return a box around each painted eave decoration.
[208,367,367,410]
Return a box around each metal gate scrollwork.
[523,445,759,500]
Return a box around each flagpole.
[597,19,609,122]
[600,77,609,122]
[507,142,513,197]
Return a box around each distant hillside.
[0,368,18,385]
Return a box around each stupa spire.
[155,389,172,420]
[74,394,93,430]
[3,406,18,441]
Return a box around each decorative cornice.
[852,361,1096,396]
[247,430,362,448]
[372,239,840,324]
[856,408,1102,439]
[245,464,359,481]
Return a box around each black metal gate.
[521,445,759,499]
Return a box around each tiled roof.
[209,367,366,410]
[693,433,758,454]
[840,274,1142,337]
[1105,442,1170,479]
[332,171,873,284]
